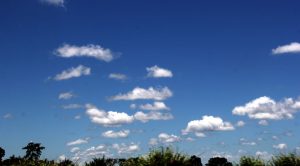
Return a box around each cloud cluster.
[232,96,300,120]
[56,44,115,62]
[54,65,91,81]
[146,65,173,78]
[85,105,134,127]
[109,73,127,80]
[272,42,300,54]
[111,87,172,101]
[102,130,130,138]
[182,116,234,137]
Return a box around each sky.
[1,0,300,163]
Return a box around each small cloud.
[112,143,140,154]
[55,44,115,62]
[129,104,137,109]
[110,87,173,101]
[239,138,257,146]
[148,138,158,146]
[273,143,287,150]
[53,65,91,81]
[102,130,130,138]
[258,120,269,126]
[158,133,181,144]
[58,92,75,100]
[70,147,80,153]
[182,115,234,136]
[40,0,64,7]
[3,113,13,119]
[58,154,66,161]
[139,101,170,111]
[134,111,173,123]
[62,104,83,110]
[236,120,246,127]
[109,73,127,81]
[272,42,300,54]
[74,115,81,120]
[146,65,173,78]
[67,138,89,146]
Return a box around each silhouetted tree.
[22,142,45,160]
[189,155,203,166]
[58,159,75,166]
[206,157,232,166]
[0,147,5,162]
[85,156,117,166]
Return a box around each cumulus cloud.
[272,42,300,54]
[112,143,140,154]
[111,87,173,101]
[158,133,181,144]
[102,130,130,138]
[40,0,64,7]
[55,44,115,62]
[236,120,245,127]
[54,65,91,81]
[232,96,300,120]
[85,105,134,127]
[146,65,173,78]
[67,138,89,146]
[182,115,234,136]
[109,73,127,80]
[58,92,75,100]
[134,111,173,122]
[273,143,287,150]
[139,102,170,111]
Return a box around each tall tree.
[22,142,45,160]
[0,147,5,162]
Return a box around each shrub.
[239,156,265,166]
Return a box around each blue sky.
[1,0,300,163]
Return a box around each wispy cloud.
[146,65,173,78]
[55,44,115,62]
[272,42,300,54]
[108,73,127,81]
[62,104,83,109]
[139,101,170,111]
[232,96,300,120]
[40,0,65,7]
[3,113,13,119]
[112,143,140,154]
[67,138,89,146]
[102,130,130,138]
[134,111,173,122]
[58,91,75,100]
[85,105,134,127]
[54,65,91,81]
[182,115,234,137]
[236,120,245,127]
[110,87,173,101]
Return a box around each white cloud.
[255,151,273,160]
[272,42,300,54]
[70,147,80,153]
[129,104,137,109]
[3,113,12,119]
[182,115,234,136]
[112,143,140,154]
[134,111,173,122]
[240,141,257,146]
[85,105,134,127]
[109,73,127,80]
[236,120,245,127]
[58,92,75,100]
[67,138,89,146]
[111,87,173,101]
[273,143,287,150]
[74,115,81,120]
[62,104,83,109]
[146,65,173,78]
[258,120,269,126]
[232,96,300,120]
[139,101,170,111]
[58,154,66,161]
[102,130,130,138]
[158,133,181,144]
[54,65,91,81]
[148,138,158,146]
[55,44,115,62]
[40,0,64,7]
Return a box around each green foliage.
[85,156,117,166]
[22,142,45,161]
[239,156,265,166]
[269,153,300,166]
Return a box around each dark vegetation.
[1,142,300,166]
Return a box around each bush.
[269,153,300,166]
[239,156,265,166]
